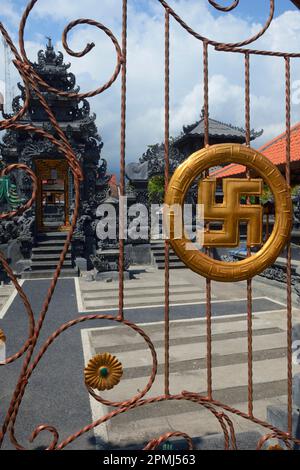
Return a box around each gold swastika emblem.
[165,144,293,282]
[199,178,263,248]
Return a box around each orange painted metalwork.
[84,353,123,391]
[199,177,263,248]
[165,144,292,282]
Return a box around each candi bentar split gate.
[0,0,299,451]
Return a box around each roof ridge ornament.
[46,36,53,50]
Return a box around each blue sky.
[1,1,300,175]
[4,1,298,43]
[215,0,298,20]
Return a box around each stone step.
[152,251,179,257]
[84,292,207,309]
[22,268,78,279]
[35,240,67,248]
[37,231,69,240]
[84,313,298,448]
[151,244,186,269]
[88,313,299,448]
[82,279,194,289]
[32,246,71,254]
[154,254,185,262]
[156,262,186,269]
[88,317,281,347]
[31,260,73,270]
[80,279,195,292]
[32,253,72,261]
[83,285,202,301]
[0,288,14,298]
[151,246,176,252]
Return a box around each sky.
[0,0,300,176]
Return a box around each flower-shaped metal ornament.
[84,352,123,391]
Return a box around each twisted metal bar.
[244,53,254,418]
[208,0,239,12]
[164,9,170,398]
[285,56,293,437]
[18,315,157,411]
[158,0,274,49]
[0,0,123,449]
[29,425,59,451]
[203,41,209,148]
[118,0,127,321]
[18,1,123,100]
[182,390,300,447]
[144,431,194,450]
[219,412,237,450]
[0,25,31,128]
[256,432,292,450]
[56,394,234,450]
[203,40,213,400]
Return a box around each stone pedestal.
[267,405,300,449]
[90,247,132,281]
[127,243,151,265]
[75,257,88,272]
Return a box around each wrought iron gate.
[0,0,300,450]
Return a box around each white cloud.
[0,0,19,27]
[1,1,300,171]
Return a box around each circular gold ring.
[165,143,293,282]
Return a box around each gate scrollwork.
[0,0,300,451]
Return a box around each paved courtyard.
[0,268,299,449]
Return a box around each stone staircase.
[151,242,186,270]
[84,307,298,449]
[22,232,78,279]
[79,277,208,311]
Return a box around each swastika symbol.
[198,178,263,248]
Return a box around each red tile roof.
[211,123,300,178]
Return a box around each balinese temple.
[174,109,263,159]
[0,39,111,278]
[128,110,263,207]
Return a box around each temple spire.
[46,36,53,50]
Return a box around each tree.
[148,175,165,204]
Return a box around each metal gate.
[0,0,299,450]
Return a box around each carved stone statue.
[126,162,148,182]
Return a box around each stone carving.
[293,189,300,228]
[0,40,112,274]
[139,139,184,177]
[90,252,131,273]
[90,254,111,273]
[126,162,148,182]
